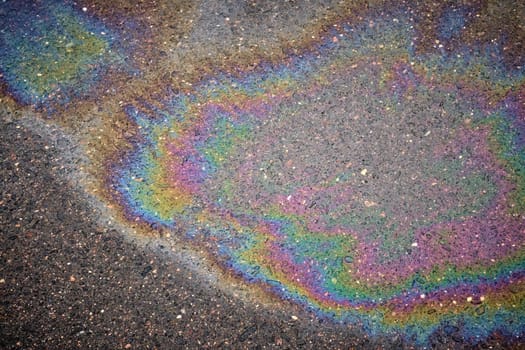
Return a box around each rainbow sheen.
[109,10,525,345]
[0,0,118,106]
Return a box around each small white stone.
[82,7,87,12]
[291,315,298,320]
[411,242,418,247]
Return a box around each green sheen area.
[200,117,251,167]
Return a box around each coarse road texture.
[1,0,524,349]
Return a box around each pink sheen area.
[502,84,525,142]
[421,216,523,262]
[418,73,495,115]
[518,85,525,121]
[386,279,499,313]
[340,127,518,284]
[166,149,204,193]
[388,61,420,96]
[236,98,279,118]
[250,221,285,239]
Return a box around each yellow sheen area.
[137,159,192,222]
